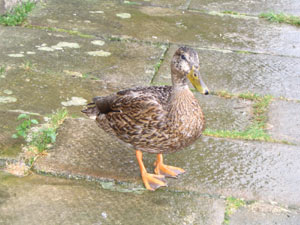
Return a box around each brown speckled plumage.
[82,47,207,154]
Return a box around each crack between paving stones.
[179,0,192,10]
[21,23,300,59]
[150,43,170,85]
[30,166,300,215]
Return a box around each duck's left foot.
[154,154,185,178]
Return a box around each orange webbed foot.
[136,150,167,191]
[141,172,167,191]
[154,154,185,178]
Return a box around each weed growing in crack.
[12,109,68,156]
[223,197,246,225]
[0,1,36,26]
[203,92,284,143]
[260,12,300,26]
[0,66,5,75]
[12,114,39,140]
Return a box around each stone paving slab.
[0,26,164,88]
[166,137,300,207]
[122,0,188,9]
[0,171,225,225]
[268,100,300,145]
[28,0,300,57]
[231,202,300,225]
[0,67,111,116]
[35,118,300,207]
[193,95,252,132]
[155,44,300,99]
[189,0,300,16]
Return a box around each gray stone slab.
[35,118,300,207]
[34,118,147,182]
[189,0,300,16]
[155,45,300,99]
[166,137,300,207]
[0,172,225,225]
[0,67,113,116]
[28,0,300,57]
[194,95,252,132]
[0,0,5,15]
[268,100,300,145]
[0,26,164,88]
[122,0,188,9]
[231,202,300,225]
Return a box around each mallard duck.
[82,47,209,191]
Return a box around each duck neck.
[169,84,195,113]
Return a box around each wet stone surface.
[0,172,225,225]
[35,118,300,207]
[189,0,300,16]
[122,0,188,9]
[155,44,300,99]
[1,0,300,223]
[34,118,141,182]
[230,202,300,225]
[268,100,300,145]
[0,68,112,116]
[165,137,300,207]
[28,0,300,57]
[195,95,252,132]
[0,27,164,88]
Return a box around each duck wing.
[82,86,172,145]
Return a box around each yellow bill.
[187,67,209,95]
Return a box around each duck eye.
[180,55,186,60]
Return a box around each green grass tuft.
[0,66,5,75]
[216,90,234,99]
[222,11,245,16]
[0,1,36,26]
[204,126,273,142]
[223,197,246,225]
[238,92,261,101]
[260,12,300,26]
[12,108,68,155]
[205,92,277,142]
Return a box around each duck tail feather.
[81,104,99,119]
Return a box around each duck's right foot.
[141,172,167,191]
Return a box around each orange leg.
[154,154,185,178]
[136,150,167,191]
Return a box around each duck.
[82,46,209,191]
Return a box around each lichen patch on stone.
[54,42,80,49]
[47,19,58,23]
[61,97,87,106]
[87,50,111,57]
[63,70,83,77]
[0,96,17,103]
[116,13,131,19]
[37,46,55,52]
[91,40,105,46]
[26,51,36,55]
[3,90,13,95]
[8,53,24,57]
[89,11,104,14]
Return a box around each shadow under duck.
[82,47,209,191]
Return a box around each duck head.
[171,46,209,95]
